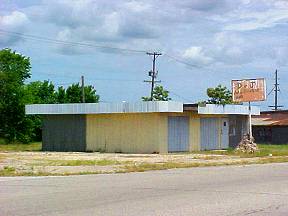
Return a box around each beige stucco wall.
[86,112,229,153]
[86,113,168,153]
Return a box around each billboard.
[232,78,266,102]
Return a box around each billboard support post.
[248,101,252,139]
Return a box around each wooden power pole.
[81,75,85,103]
[269,69,283,110]
[144,52,162,100]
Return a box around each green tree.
[142,85,171,101]
[22,80,57,141]
[24,80,56,104]
[55,86,66,103]
[65,83,100,103]
[0,48,32,143]
[205,84,233,105]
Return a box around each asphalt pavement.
[1,163,288,216]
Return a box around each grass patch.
[118,156,288,173]
[0,166,16,176]
[2,157,288,176]
[192,144,288,158]
[0,166,54,176]
[0,142,41,152]
[44,159,125,166]
[0,165,108,176]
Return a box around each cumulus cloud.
[224,9,288,31]
[124,1,150,12]
[0,11,29,46]
[275,47,288,67]
[3,0,287,67]
[31,0,161,54]
[182,46,213,65]
[213,0,288,31]
[172,0,236,12]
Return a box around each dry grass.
[42,159,126,166]
[192,144,288,157]
[1,143,288,177]
[117,156,288,173]
[0,142,41,152]
[1,156,288,176]
[0,166,107,177]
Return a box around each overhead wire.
[0,29,147,54]
[1,28,271,102]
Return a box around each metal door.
[200,118,219,150]
[221,118,229,149]
[168,116,189,152]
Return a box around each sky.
[0,0,288,110]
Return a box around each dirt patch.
[0,151,287,176]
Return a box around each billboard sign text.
[232,78,266,102]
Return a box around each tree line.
[0,49,100,143]
[0,48,233,144]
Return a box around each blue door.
[168,116,189,152]
[200,118,219,150]
[201,118,230,150]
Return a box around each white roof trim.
[198,104,260,115]
[25,101,183,115]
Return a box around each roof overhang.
[26,102,261,116]
[25,101,183,115]
[197,104,260,115]
[184,103,260,115]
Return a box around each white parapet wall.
[25,101,184,115]
[197,104,260,115]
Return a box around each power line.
[33,72,143,82]
[267,87,275,97]
[169,90,194,102]
[0,29,147,54]
[163,53,201,68]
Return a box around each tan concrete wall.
[190,117,201,151]
[86,113,168,153]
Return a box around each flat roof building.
[26,102,260,153]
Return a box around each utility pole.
[269,69,283,110]
[81,75,85,103]
[144,52,162,100]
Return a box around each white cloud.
[182,46,213,65]
[275,47,288,66]
[212,32,252,64]
[0,11,29,46]
[3,0,287,68]
[124,1,150,12]
[224,9,288,31]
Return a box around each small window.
[223,121,227,126]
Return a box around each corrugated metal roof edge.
[25,101,184,115]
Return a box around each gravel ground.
[0,151,285,175]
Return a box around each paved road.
[1,163,288,216]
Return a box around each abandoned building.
[26,101,260,153]
[253,110,288,144]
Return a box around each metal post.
[248,101,252,140]
[81,75,85,103]
[275,69,278,110]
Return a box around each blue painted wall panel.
[168,116,189,152]
[200,118,219,150]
